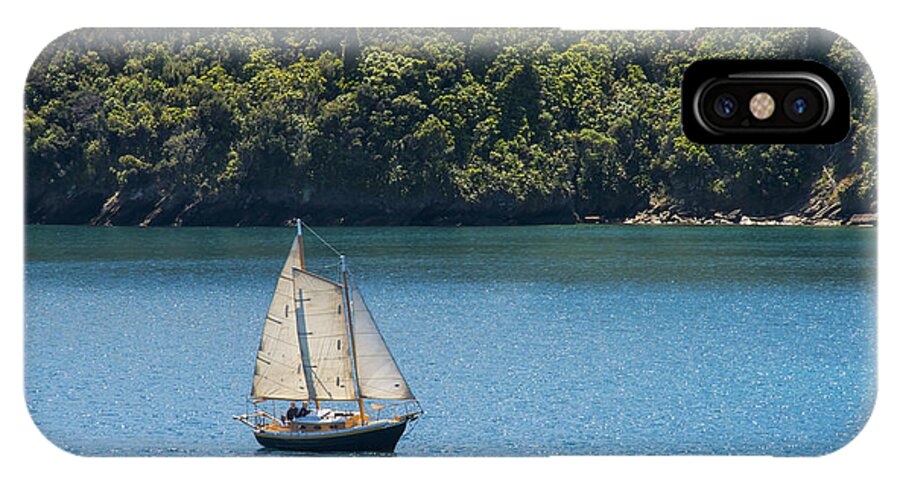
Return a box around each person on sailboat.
[298,401,311,418]
[286,402,299,422]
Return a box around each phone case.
[24,27,876,456]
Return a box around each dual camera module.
[704,81,827,128]
[713,90,815,123]
[682,61,849,144]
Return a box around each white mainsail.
[351,286,414,400]
[292,268,356,400]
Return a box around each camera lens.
[713,94,738,118]
[784,88,819,123]
[791,98,808,115]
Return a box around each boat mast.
[295,219,320,409]
[341,254,367,424]
[295,219,306,269]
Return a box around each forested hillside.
[25,28,876,226]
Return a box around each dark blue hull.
[254,420,408,453]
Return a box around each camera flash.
[750,92,775,120]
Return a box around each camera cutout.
[683,60,850,144]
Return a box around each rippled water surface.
[24,225,876,456]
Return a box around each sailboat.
[234,219,422,453]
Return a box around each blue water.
[24,225,876,456]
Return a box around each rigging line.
[299,220,343,257]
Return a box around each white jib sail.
[351,286,414,400]
[251,237,309,400]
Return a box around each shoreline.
[611,211,877,227]
[24,212,877,228]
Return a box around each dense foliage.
[25,28,876,225]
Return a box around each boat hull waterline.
[253,419,408,453]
